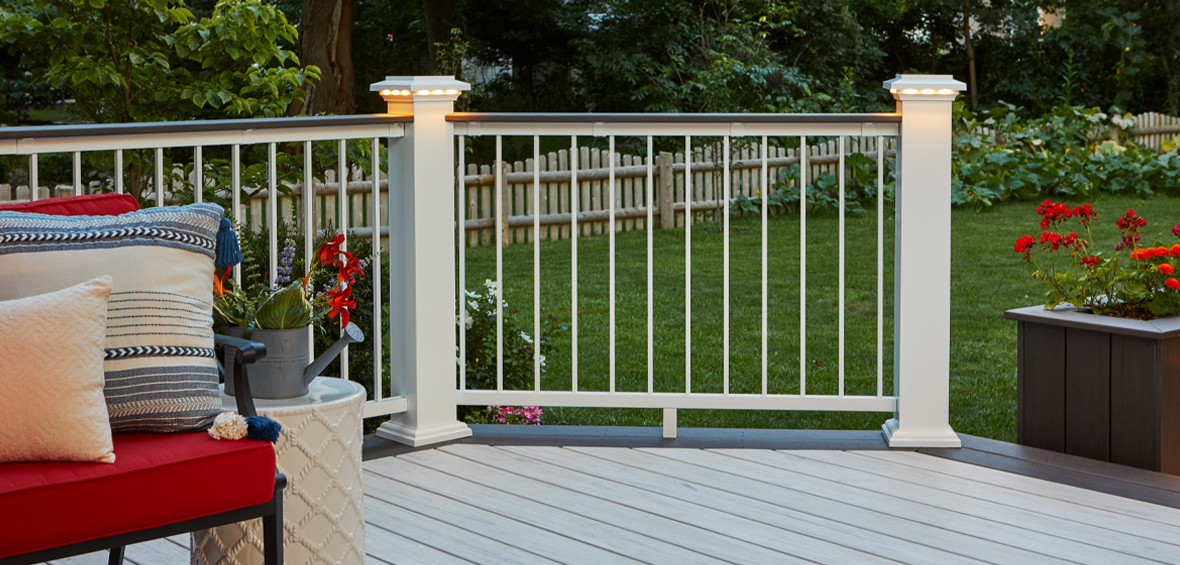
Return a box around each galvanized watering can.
[223,322,365,399]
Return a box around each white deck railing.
[0,74,965,449]
[0,114,411,419]
[446,114,899,423]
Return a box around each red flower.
[1081,256,1101,271]
[1073,204,1096,228]
[1167,278,1180,290]
[1116,210,1147,231]
[1040,231,1063,250]
[316,234,346,267]
[337,253,365,284]
[324,285,356,328]
[1159,264,1175,275]
[1171,244,1180,257]
[1014,236,1035,253]
[1036,200,1074,229]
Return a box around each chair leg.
[262,499,283,565]
[107,546,125,565]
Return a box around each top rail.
[0,114,412,154]
[447,112,901,137]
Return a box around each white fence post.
[882,75,965,448]
[371,76,474,447]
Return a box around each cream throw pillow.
[0,276,116,463]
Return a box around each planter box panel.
[1017,321,1065,453]
[1164,339,1180,475]
[1065,327,1110,462]
[1110,334,1158,471]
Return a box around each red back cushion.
[0,193,139,216]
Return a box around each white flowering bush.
[459,279,551,392]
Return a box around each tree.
[289,0,355,115]
[0,0,318,124]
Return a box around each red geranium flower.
[1036,200,1073,229]
[1167,278,1180,290]
[1159,264,1175,275]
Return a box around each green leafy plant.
[1014,200,1180,319]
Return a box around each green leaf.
[255,282,312,329]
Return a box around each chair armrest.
[214,334,267,418]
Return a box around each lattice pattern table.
[192,377,366,565]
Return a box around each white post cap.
[371,76,471,102]
[883,74,966,101]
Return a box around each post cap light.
[883,75,966,101]
[370,76,471,104]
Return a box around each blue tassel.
[245,416,282,443]
[215,218,243,268]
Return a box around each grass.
[462,195,1180,442]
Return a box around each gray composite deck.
[45,430,1180,565]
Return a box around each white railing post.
[882,75,965,448]
[371,76,473,447]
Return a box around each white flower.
[465,289,481,299]
[468,300,479,312]
[520,332,533,344]
[539,354,546,367]
[484,279,497,292]
[465,313,474,329]
[208,412,248,440]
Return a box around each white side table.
[192,377,367,565]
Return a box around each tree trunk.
[963,0,978,111]
[291,0,355,115]
[423,0,459,74]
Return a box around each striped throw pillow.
[0,204,223,433]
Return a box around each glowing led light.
[431,89,443,95]
[417,90,430,95]
[902,88,918,94]
[445,89,459,94]
[920,89,935,94]
[890,89,897,93]
[937,89,955,95]
[401,90,411,95]
[380,90,392,96]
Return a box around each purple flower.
[275,243,296,287]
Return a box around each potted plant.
[214,234,366,399]
[1006,201,1180,474]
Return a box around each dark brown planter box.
[1005,305,1180,475]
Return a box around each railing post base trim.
[376,420,472,447]
[881,418,961,448]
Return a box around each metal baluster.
[338,138,349,381]
[534,135,542,392]
[571,135,579,393]
[458,135,467,392]
[495,135,503,392]
[761,136,768,396]
[154,147,164,208]
[877,135,885,398]
[305,140,315,363]
[28,154,38,201]
[268,142,278,287]
[685,135,692,394]
[799,135,807,396]
[114,151,122,195]
[194,146,203,203]
[372,137,383,401]
[723,135,730,395]
[838,135,846,397]
[609,135,616,394]
[232,144,242,287]
[73,151,82,195]
[647,135,654,395]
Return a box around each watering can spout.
[304,322,365,385]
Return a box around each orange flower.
[1171,244,1180,257]
[1131,249,1146,261]
[213,267,232,296]
[1167,278,1180,290]
[1159,264,1175,275]
[1158,247,1171,258]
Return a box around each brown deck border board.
[918,435,1180,510]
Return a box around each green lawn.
[462,195,1180,441]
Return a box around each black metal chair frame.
[1,335,284,565]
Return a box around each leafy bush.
[953,102,1180,207]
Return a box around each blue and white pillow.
[0,204,223,433]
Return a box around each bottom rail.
[458,391,896,412]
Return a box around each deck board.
[37,440,1180,565]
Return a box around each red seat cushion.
[0,193,139,216]
[0,433,276,558]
